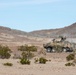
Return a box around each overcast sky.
[0,0,76,32]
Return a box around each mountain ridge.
[29,22,76,38]
[0,22,76,38]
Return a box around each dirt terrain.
[0,53,76,75]
[0,23,76,75]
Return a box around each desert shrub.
[18,45,27,51]
[0,45,11,59]
[28,46,37,52]
[65,62,75,66]
[39,57,47,64]
[18,45,37,52]
[3,62,13,66]
[34,58,38,63]
[66,54,75,61]
[20,52,31,65]
[20,58,30,65]
[27,52,34,59]
[19,46,36,65]
[21,51,34,59]
[18,45,37,59]
[21,52,27,59]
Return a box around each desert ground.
[0,53,76,75]
[0,27,76,75]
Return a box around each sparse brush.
[18,45,37,52]
[39,57,48,64]
[34,58,38,63]
[0,45,11,59]
[20,58,30,65]
[65,62,75,66]
[3,62,13,66]
[66,54,75,61]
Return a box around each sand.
[0,55,76,75]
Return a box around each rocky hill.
[0,22,76,48]
[29,23,76,38]
[0,26,47,49]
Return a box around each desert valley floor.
[0,25,76,75]
[0,53,76,75]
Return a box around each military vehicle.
[43,36,76,52]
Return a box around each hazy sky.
[0,0,76,32]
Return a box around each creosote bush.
[39,57,48,64]
[0,45,11,59]
[66,54,75,61]
[65,62,75,66]
[34,57,48,64]
[18,45,37,52]
[20,58,30,65]
[65,53,76,66]
[34,58,38,63]
[21,51,34,59]
[20,51,31,65]
[19,44,37,65]
[3,62,13,66]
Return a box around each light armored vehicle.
[43,37,76,52]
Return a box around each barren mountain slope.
[0,22,76,50]
[0,26,49,51]
[30,23,76,38]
